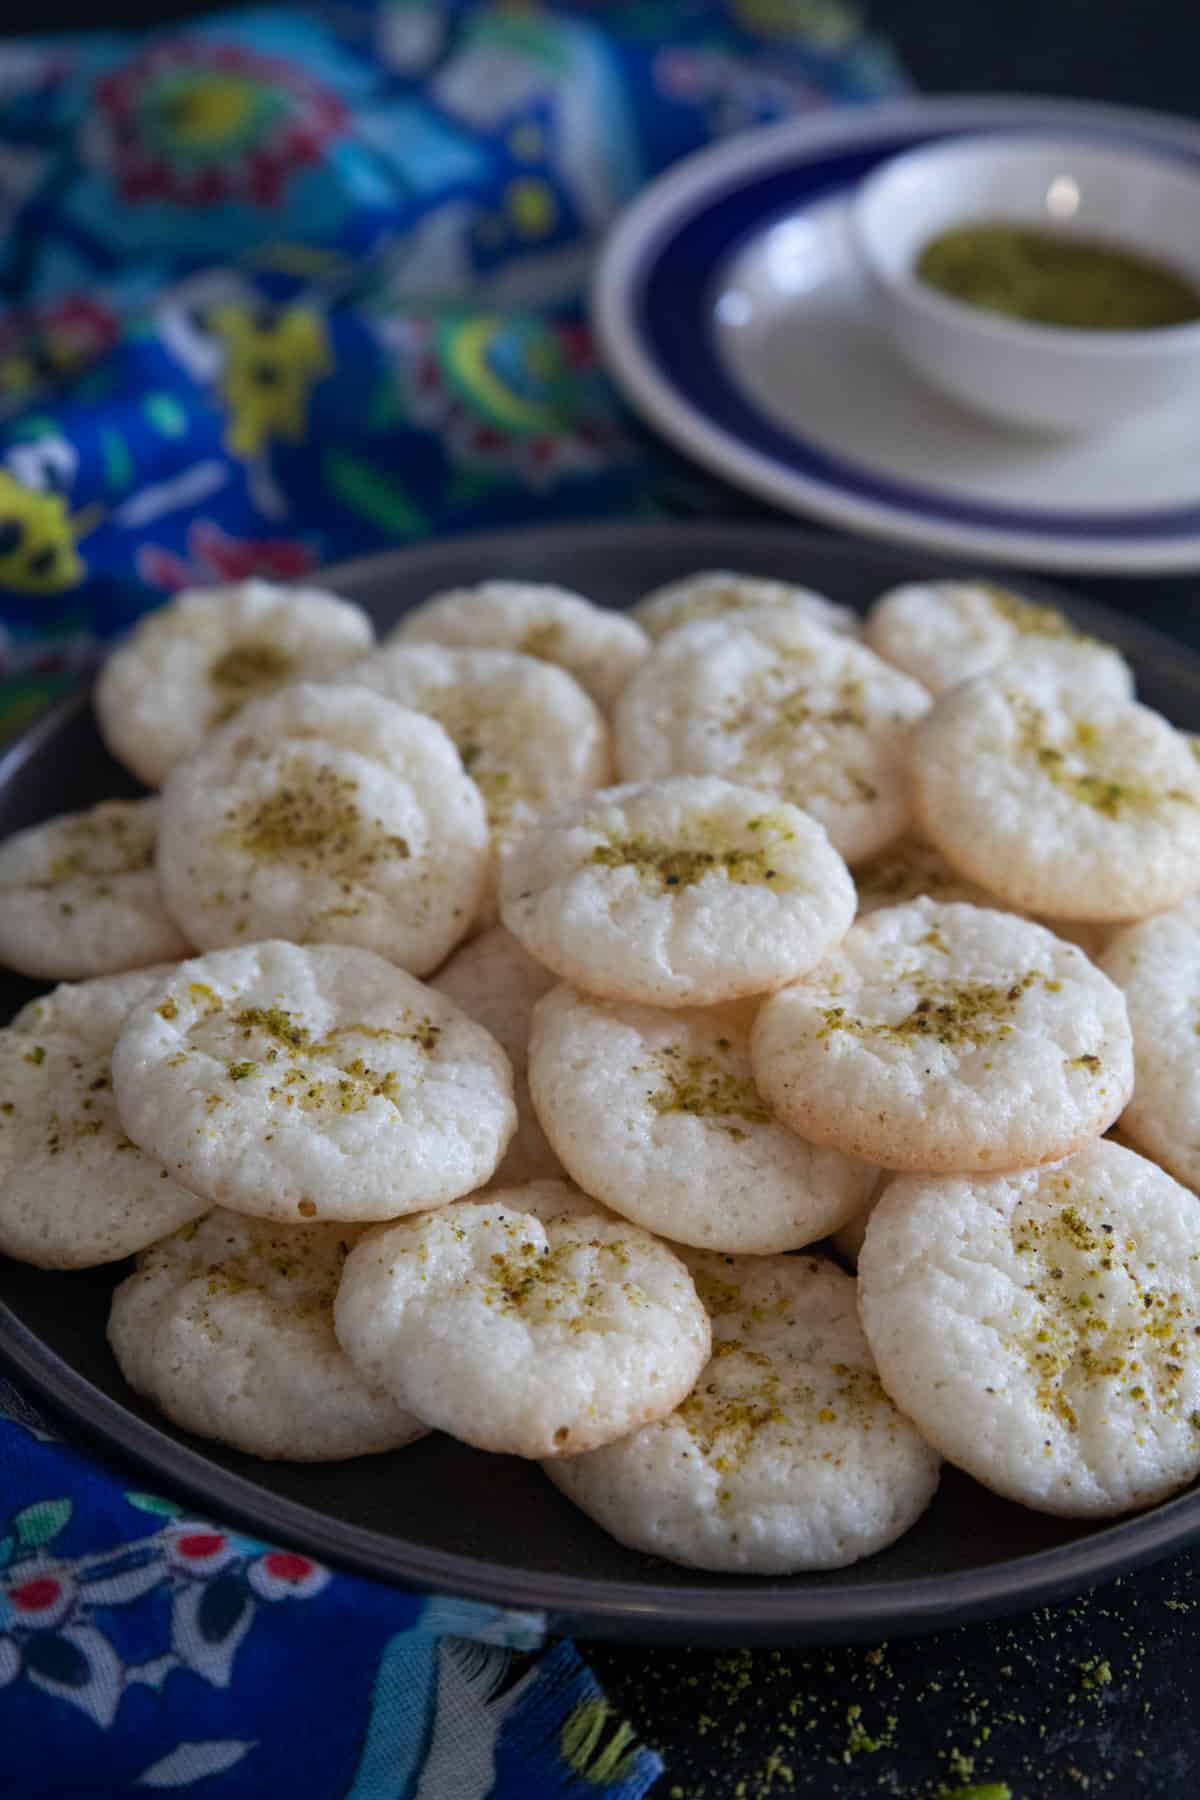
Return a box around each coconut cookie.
[912,667,1200,920]
[157,682,486,973]
[500,778,854,1008]
[633,571,857,644]
[95,579,373,787]
[614,612,930,864]
[1100,900,1200,1189]
[0,968,208,1268]
[0,798,190,979]
[433,925,561,1186]
[547,1252,939,1573]
[751,899,1132,1174]
[860,1141,1200,1517]
[347,643,610,912]
[390,580,649,711]
[111,941,515,1223]
[108,1210,425,1461]
[528,986,875,1252]
[334,1200,710,1458]
[865,580,1133,700]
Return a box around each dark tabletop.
[15,1,1200,1794]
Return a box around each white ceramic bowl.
[852,133,1200,434]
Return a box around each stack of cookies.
[3,571,1200,1577]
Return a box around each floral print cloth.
[0,4,901,1793]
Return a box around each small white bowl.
[852,133,1200,435]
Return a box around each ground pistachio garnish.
[983,588,1084,640]
[223,755,410,880]
[1009,1183,1200,1432]
[1013,697,1193,818]
[208,640,296,722]
[40,808,154,883]
[818,970,1049,1050]
[589,819,795,892]
[482,1224,639,1328]
[649,1044,770,1137]
[518,620,564,660]
[724,674,868,750]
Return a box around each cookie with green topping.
[0,967,207,1268]
[390,579,649,711]
[500,777,854,1007]
[0,797,189,979]
[632,569,856,644]
[527,985,874,1252]
[859,1141,1200,1517]
[547,1252,939,1572]
[613,611,930,864]
[111,941,516,1223]
[333,1200,710,1458]
[751,898,1132,1173]
[95,578,373,787]
[346,642,611,921]
[157,682,487,974]
[109,1209,426,1461]
[912,665,1200,919]
[866,579,1133,700]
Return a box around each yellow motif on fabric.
[0,472,90,594]
[210,303,333,458]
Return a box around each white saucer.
[595,96,1200,571]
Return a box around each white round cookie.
[912,666,1200,920]
[0,798,190,979]
[865,580,1134,700]
[528,986,875,1252]
[347,643,610,913]
[157,682,486,973]
[500,778,854,1007]
[111,941,516,1223]
[95,579,374,786]
[633,571,857,643]
[108,1209,425,1461]
[0,968,208,1268]
[334,1200,710,1458]
[613,612,930,864]
[547,1252,939,1573]
[432,924,561,1186]
[390,580,649,711]
[859,1141,1200,1517]
[751,899,1133,1173]
[1100,900,1200,1189]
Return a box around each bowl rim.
[852,129,1200,357]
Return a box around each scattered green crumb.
[648,1044,769,1135]
[208,640,296,722]
[819,971,1046,1049]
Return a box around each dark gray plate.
[3,521,1199,1646]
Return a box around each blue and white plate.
[595,96,1200,572]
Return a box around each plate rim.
[5,518,1200,1644]
[593,93,1200,574]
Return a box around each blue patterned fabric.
[0,4,903,1793]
